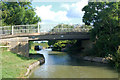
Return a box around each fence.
[0,26,12,35]
[0,24,91,35]
[0,24,39,35]
[39,24,91,33]
[50,28,90,33]
[13,24,38,34]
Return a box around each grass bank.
[2,49,43,78]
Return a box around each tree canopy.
[82,2,120,56]
[1,1,41,26]
[82,2,120,69]
[50,24,74,32]
[82,2,119,40]
[48,40,77,51]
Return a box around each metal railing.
[13,24,38,34]
[0,24,39,35]
[0,24,91,35]
[50,28,90,33]
[0,26,12,35]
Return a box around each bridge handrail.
[51,27,90,32]
[0,26,11,28]
[0,24,39,35]
[14,24,37,27]
[0,24,91,36]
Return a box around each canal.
[29,49,118,78]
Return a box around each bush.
[49,40,77,51]
[112,47,120,71]
[67,40,82,54]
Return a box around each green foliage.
[53,40,67,51]
[91,34,120,57]
[48,40,57,46]
[82,2,120,70]
[67,40,82,53]
[1,1,41,26]
[111,47,120,71]
[51,24,74,32]
[80,24,93,30]
[29,41,34,49]
[54,24,74,28]
[82,2,120,57]
[48,40,83,54]
[48,40,77,51]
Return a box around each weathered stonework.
[25,58,45,77]
[83,56,108,63]
[0,37,29,57]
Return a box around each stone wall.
[0,37,29,57]
[83,56,108,63]
[25,58,45,77]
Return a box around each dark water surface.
[29,49,118,78]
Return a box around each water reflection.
[29,49,118,78]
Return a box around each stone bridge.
[0,24,92,57]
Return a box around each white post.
[38,23,40,33]
[12,26,14,35]
[62,24,63,32]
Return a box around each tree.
[48,40,77,51]
[50,24,74,32]
[74,24,93,32]
[1,1,41,26]
[82,2,120,57]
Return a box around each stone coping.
[25,58,45,77]
[83,56,108,63]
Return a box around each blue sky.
[31,0,88,31]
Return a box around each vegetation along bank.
[2,48,44,78]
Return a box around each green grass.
[2,49,42,78]
[0,48,2,80]
[29,49,37,54]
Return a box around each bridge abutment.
[1,37,29,57]
[81,40,93,53]
[0,32,91,57]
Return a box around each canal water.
[29,49,119,78]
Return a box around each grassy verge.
[29,49,37,54]
[0,48,2,80]
[2,49,42,78]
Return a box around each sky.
[31,0,88,31]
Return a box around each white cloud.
[34,1,88,31]
[35,0,88,25]
[62,0,88,18]
[61,4,70,10]
[35,5,69,23]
